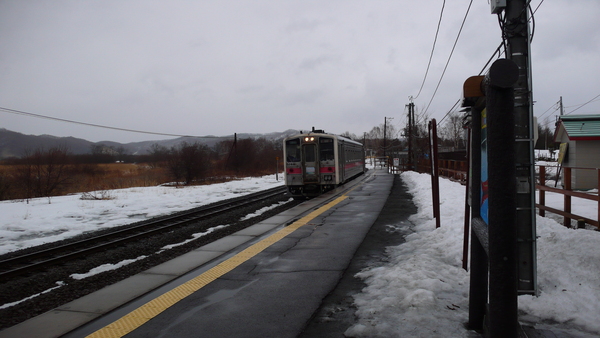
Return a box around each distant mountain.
[0,129,95,159]
[0,128,301,160]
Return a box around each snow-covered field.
[1,169,598,336]
[0,175,285,255]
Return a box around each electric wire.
[478,42,505,75]
[0,106,217,138]
[422,0,474,116]
[565,94,600,115]
[437,99,461,126]
[537,101,560,120]
[532,0,545,16]
[436,39,504,130]
[565,98,600,109]
[412,0,445,101]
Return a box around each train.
[283,128,366,198]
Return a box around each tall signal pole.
[503,0,537,296]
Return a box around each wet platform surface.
[1,169,394,338]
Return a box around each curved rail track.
[0,186,288,280]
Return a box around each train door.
[338,142,345,182]
[302,143,319,183]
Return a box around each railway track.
[0,186,288,280]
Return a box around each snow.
[0,175,285,255]
[70,256,148,280]
[1,170,599,336]
[346,171,600,337]
[0,281,65,310]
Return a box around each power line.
[438,99,461,126]
[536,100,560,120]
[479,42,505,75]
[0,106,217,139]
[565,93,600,115]
[423,0,474,116]
[412,0,446,101]
[440,1,544,129]
[532,0,545,16]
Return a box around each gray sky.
[1,0,599,143]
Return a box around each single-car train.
[283,129,365,198]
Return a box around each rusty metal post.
[428,121,435,218]
[463,127,472,270]
[564,167,572,227]
[429,119,441,228]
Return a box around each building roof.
[554,114,600,141]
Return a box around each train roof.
[283,131,363,146]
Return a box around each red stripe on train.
[344,162,364,169]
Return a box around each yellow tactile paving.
[86,195,348,338]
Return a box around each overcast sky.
[1,0,599,143]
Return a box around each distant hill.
[0,128,301,160]
[0,129,95,159]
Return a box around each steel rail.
[0,186,287,279]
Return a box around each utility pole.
[503,0,537,297]
[383,117,394,158]
[559,96,564,115]
[383,117,387,158]
[406,101,415,170]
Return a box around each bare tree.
[440,111,467,150]
[365,123,400,157]
[167,142,211,185]
[148,143,169,168]
[0,169,13,200]
[16,145,72,203]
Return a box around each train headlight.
[304,137,315,142]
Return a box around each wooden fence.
[415,158,468,184]
[406,161,599,229]
[537,165,600,229]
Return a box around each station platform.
[1,168,394,338]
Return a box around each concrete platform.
[1,169,393,338]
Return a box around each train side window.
[286,138,301,162]
[319,137,334,161]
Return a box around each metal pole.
[505,0,537,296]
[407,103,414,171]
[384,117,387,158]
[486,59,519,338]
[431,119,441,228]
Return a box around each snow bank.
[347,171,599,337]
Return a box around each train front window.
[285,138,301,162]
[319,137,334,161]
[304,144,316,162]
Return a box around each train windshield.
[319,137,334,161]
[285,138,301,162]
